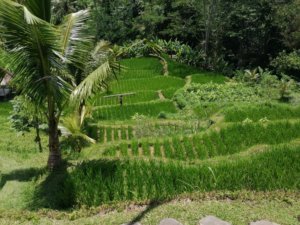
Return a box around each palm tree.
[0,0,118,170]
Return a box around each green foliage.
[278,74,297,101]
[50,0,300,71]
[103,121,300,161]
[110,76,185,93]
[9,97,34,133]
[274,0,300,50]
[157,111,167,119]
[174,83,269,109]
[119,57,162,79]
[65,144,300,206]
[0,0,119,168]
[224,103,300,122]
[167,58,201,78]
[9,96,45,135]
[93,91,159,106]
[190,73,227,84]
[161,88,178,99]
[234,68,298,101]
[157,39,205,67]
[93,101,177,120]
[60,111,95,152]
[120,39,163,58]
[271,51,300,80]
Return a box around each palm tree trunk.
[47,101,61,170]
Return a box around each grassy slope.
[0,58,300,224]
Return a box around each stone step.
[159,218,183,225]
[121,216,281,225]
[250,221,280,225]
[199,216,231,225]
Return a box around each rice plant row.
[119,69,161,80]
[92,91,159,107]
[190,73,227,84]
[93,100,177,120]
[134,120,207,139]
[87,120,206,143]
[161,88,179,99]
[120,57,162,72]
[223,103,300,122]
[103,121,300,160]
[109,76,185,94]
[86,125,135,143]
[67,144,300,206]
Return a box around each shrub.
[271,50,300,79]
[157,39,206,68]
[157,111,168,119]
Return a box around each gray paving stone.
[199,215,231,225]
[121,223,142,225]
[159,218,183,225]
[249,220,280,225]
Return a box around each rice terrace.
[0,0,299,225]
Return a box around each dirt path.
[185,75,192,86]
[157,90,166,100]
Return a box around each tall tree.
[0,0,118,170]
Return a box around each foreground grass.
[0,191,299,225]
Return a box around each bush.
[157,111,168,119]
[157,39,205,68]
[271,50,300,80]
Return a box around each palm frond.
[59,10,91,69]
[0,0,67,108]
[70,60,115,105]
[23,0,51,22]
[60,114,96,144]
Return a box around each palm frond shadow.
[127,200,166,225]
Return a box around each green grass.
[167,58,201,78]
[0,193,299,225]
[86,125,135,143]
[92,90,159,106]
[93,101,177,120]
[120,69,161,80]
[224,103,300,122]
[103,121,300,160]
[119,57,163,80]
[190,73,227,84]
[161,88,178,99]
[121,57,162,72]
[65,144,300,206]
[109,76,185,94]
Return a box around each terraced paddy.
[0,57,299,224]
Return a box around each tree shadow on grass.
[127,200,166,225]
[29,159,120,210]
[1,158,170,217]
[28,160,76,210]
[0,167,46,190]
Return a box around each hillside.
[0,57,299,225]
